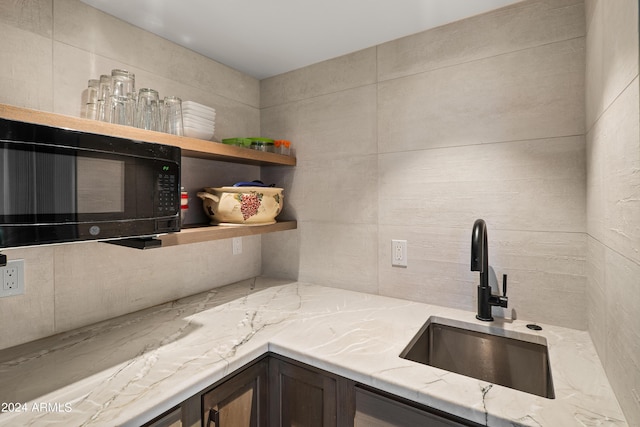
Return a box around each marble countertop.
[0,278,627,426]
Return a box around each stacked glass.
[84,69,183,136]
[109,69,136,126]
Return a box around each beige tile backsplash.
[53,236,261,332]
[376,0,585,82]
[260,47,377,108]
[378,39,585,153]
[261,85,378,161]
[600,85,640,264]
[0,0,53,38]
[297,222,379,294]
[0,22,53,111]
[585,0,640,423]
[378,137,586,232]
[0,246,56,347]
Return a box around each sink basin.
[400,318,555,399]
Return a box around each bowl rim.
[203,186,283,193]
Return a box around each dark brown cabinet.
[143,407,182,427]
[354,386,476,427]
[145,354,477,427]
[202,358,269,427]
[199,355,354,427]
[269,356,354,427]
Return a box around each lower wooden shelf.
[158,220,297,247]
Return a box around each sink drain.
[527,324,543,331]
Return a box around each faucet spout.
[470,219,507,321]
[471,219,488,287]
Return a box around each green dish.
[247,137,274,143]
[222,138,251,147]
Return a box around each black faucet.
[471,219,508,321]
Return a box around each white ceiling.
[80,0,522,80]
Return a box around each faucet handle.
[502,274,508,297]
[495,274,509,309]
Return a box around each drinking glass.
[97,74,111,122]
[85,103,99,121]
[84,79,100,120]
[162,96,184,136]
[86,79,99,104]
[110,69,135,98]
[110,95,133,126]
[135,88,161,131]
[109,70,136,126]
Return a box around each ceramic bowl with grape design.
[197,187,283,225]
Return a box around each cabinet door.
[202,359,269,427]
[270,357,342,427]
[355,387,474,427]
[143,407,182,427]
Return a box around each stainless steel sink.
[400,319,555,399]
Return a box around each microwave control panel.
[157,171,178,216]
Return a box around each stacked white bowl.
[182,101,216,140]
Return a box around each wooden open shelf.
[0,103,298,247]
[0,103,296,166]
[159,220,297,247]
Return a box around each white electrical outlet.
[4,266,17,289]
[232,237,242,255]
[0,259,25,297]
[391,240,407,267]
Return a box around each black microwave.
[0,117,181,248]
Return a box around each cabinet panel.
[143,407,182,427]
[270,357,346,427]
[202,358,269,427]
[145,356,479,427]
[355,387,476,427]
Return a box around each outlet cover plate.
[391,240,407,267]
[232,237,242,255]
[0,259,25,297]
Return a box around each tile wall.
[262,0,588,329]
[0,0,263,349]
[263,0,639,421]
[585,0,640,423]
[1,1,639,421]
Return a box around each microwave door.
[38,151,78,219]
[1,146,77,220]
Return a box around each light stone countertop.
[0,278,628,426]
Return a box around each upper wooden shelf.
[0,103,296,166]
